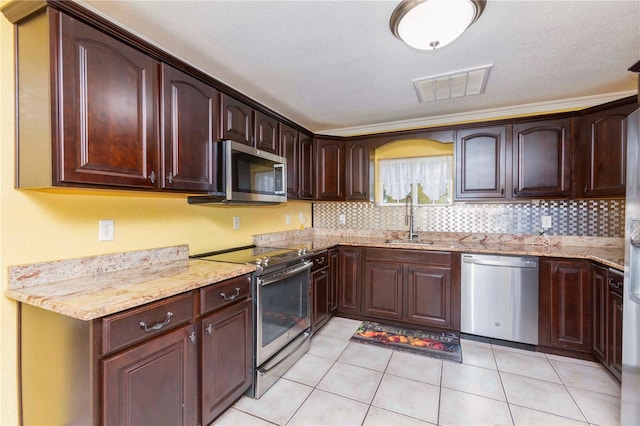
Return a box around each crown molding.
[320,90,638,137]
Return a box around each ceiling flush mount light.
[390,0,486,50]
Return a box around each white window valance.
[379,155,452,202]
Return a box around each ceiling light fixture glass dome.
[390,0,486,50]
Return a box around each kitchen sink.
[384,239,434,245]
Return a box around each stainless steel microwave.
[188,140,287,205]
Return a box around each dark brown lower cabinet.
[102,324,198,426]
[329,248,339,314]
[338,247,363,315]
[311,261,331,332]
[19,275,252,426]
[592,265,624,379]
[359,248,460,331]
[539,259,592,353]
[201,298,252,424]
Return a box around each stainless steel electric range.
[191,245,312,398]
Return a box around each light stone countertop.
[5,245,255,321]
[256,229,625,270]
[6,232,624,322]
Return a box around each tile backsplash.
[313,199,625,238]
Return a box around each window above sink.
[375,139,454,206]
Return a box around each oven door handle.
[257,261,312,286]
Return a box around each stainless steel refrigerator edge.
[622,108,640,424]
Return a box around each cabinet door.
[455,126,507,199]
[345,139,369,201]
[540,259,592,352]
[221,94,254,146]
[103,324,197,426]
[338,247,362,314]
[512,119,571,198]
[609,289,623,379]
[363,262,403,320]
[406,266,453,329]
[311,268,330,332]
[280,124,299,198]
[161,64,219,192]
[315,138,345,200]
[299,133,314,199]
[59,13,158,188]
[329,248,339,314]
[591,264,608,363]
[580,102,637,197]
[255,111,279,153]
[201,298,252,425]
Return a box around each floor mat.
[350,321,462,363]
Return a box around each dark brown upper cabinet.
[280,124,300,198]
[220,94,254,146]
[299,133,314,200]
[455,126,507,199]
[315,138,345,200]
[578,101,637,198]
[345,139,369,201]
[512,119,572,198]
[254,111,279,154]
[29,10,160,189]
[160,64,219,192]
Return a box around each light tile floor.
[214,317,621,426]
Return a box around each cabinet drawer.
[102,292,194,354]
[200,274,251,315]
[309,250,329,272]
[365,247,451,266]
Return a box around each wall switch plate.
[233,216,240,230]
[99,220,114,241]
[286,214,291,225]
[541,215,552,229]
[339,214,346,224]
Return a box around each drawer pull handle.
[206,324,214,336]
[316,257,325,264]
[220,287,241,301]
[608,277,622,289]
[139,311,173,332]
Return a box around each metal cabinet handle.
[321,270,327,275]
[220,287,241,301]
[554,265,559,273]
[139,312,173,332]
[167,173,173,184]
[149,170,156,184]
[501,188,505,196]
[608,277,622,289]
[189,331,197,344]
[206,324,214,336]
[316,257,325,264]
[584,184,588,194]
[514,187,519,195]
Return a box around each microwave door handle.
[274,163,285,195]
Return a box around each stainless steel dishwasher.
[461,253,539,345]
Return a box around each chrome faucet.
[405,195,418,240]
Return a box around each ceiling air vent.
[413,64,492,103]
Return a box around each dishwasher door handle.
[462,256,537,268]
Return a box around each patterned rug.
[350,321,462,363]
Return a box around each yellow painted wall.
[0,11,311,424]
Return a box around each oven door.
[255,261,311,366]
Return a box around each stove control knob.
[298,248,307,256]
[255,257,263,266]
[263,256,270,265]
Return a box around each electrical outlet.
[233,216,240,230]
[286,214,291,225]
[339,214,346,224]
[541,215,552,229]
[299,212,305,223]
[99,220,114,241]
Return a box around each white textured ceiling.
[78,0,640,135]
